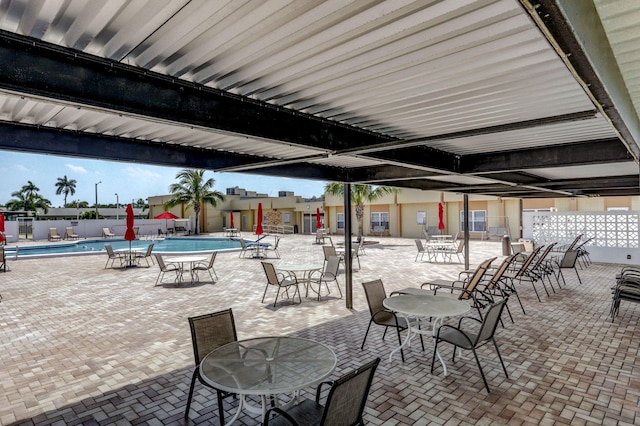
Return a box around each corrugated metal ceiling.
[0,0,638,197]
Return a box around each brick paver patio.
[1,234,639,425]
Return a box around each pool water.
[11,237,242,257]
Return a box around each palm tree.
[55,175,77,207]
[324,183,397,239]
[164,169,225,235]
[6,182,52,214]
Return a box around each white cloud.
[123,166,163,180]
[66,164,88,174]
[15,164,29,173]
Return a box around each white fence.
[4,218,194,242]
[523,211,640,264]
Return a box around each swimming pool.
[10,237,243,258]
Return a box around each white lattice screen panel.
[531,212,640,248]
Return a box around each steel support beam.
[526,0,640,160]
[0,121,350,181]
[0,30,395,153]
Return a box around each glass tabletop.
[383,294,470,318]
[200,336,336,396]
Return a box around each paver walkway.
[0,234,639,425]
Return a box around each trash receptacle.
[293,224,299,234]
[502,235,511,256]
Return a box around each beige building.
[148,186,640,239]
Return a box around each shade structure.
[438,203,445,231]
[125,204,136,242]
[154,211,179,220]
[256,203,263,235]
[316,208,322,229]
[0,212,4,243]
[230,211,234,228]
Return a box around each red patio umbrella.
[230,211,234,228]
[125,204,136,245]
[255,203,264,258]
[438,202,445,231]
[256,203,263,235]
[0,212,5,243]
[316,208,322,230]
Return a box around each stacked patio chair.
[574,237,593,268]
[476,254,519,322]
[498,245,544,314]
[519,243,559,301]
[611,267,640,320]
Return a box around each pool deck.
[1,233,639,425]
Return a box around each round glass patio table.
[199,336,336,424]
[383,293,470,375]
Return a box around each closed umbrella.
[125,203,136,243]
[256,203,263,236]
[316,208,322,230]
[230,211,234,228]
[438,202,445,232]
[255,203,263,258]
[123,204,136,266]
[0,212,5,244]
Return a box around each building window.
[460,210,486,232]
[337,213,345,230]
[371,212,389,230]
[417,211,426,225]
[283,212,291,223]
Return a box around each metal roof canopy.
[0,0,637,199]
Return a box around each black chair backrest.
[188,309,237,366]
[475,298,508,344]
[560,250,579,268]
[532,243,556,268]
[487,254,517,288]
[361,279,386,317]
[323,245,337,260]
[325,256,340,278]
[515,245,542,277]
[261,261,280,285]
[319,358,381,426]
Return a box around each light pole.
[115,193,119,220]
[95,181,102,219]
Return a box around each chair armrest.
[432,284,471,296]
[315,380,334,403]
[457,315,482,328]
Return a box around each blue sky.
[1,151,328,207]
